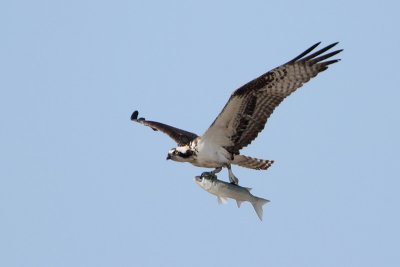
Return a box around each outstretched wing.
[131,110,198,146]
[202,42,342,154]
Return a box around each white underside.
[191,138,231,168]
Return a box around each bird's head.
[166,145,195,162]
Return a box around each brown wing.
[131,110,198,146]
[202,42,342,154]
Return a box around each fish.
[194,172,270,221]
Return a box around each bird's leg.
[211,167,222,175]
[226,164,239,185]
[200,167,222,180]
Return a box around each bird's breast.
[191,140,231,168]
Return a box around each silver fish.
[195,173,270,221]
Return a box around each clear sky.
[1,1,399,266]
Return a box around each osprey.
[131,42,342,184]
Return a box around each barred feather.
[203,42,342,154]
[232,155,274,170]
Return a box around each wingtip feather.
[131,110,139,121]
[314,41,322,47]
[288,42,321,63]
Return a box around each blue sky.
[1,1,399,266]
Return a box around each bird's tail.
[251,196,270,221]
[232,154,274,170]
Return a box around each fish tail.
[251,196,270,221]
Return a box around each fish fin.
[217,196,228,205]
[236,200,243,208]
[251,197,270,221]
[245,187,252,192]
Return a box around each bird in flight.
[131,42,342,184]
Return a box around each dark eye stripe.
[178,150,193,158]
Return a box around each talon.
[200,171,218,180]
[227,165,239,185]
[229,173,239,185]
[229,176,239,185]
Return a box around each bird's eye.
[174,150,179,155]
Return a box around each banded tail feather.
[232,155,274,170]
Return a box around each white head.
[166,145,196,163]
